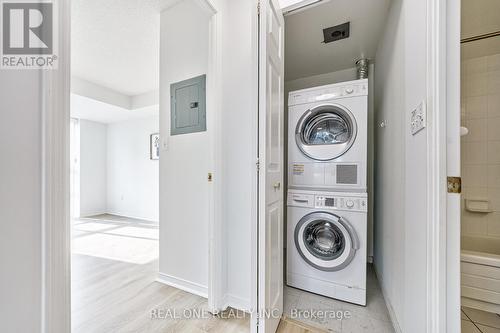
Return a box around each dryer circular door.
[294,212,359,271]
[295,104,357,161]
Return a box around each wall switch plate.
[411,101,426,135]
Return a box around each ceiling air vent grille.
[322,22,350,44]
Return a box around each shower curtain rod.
[461,30,500,44]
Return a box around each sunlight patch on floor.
[72,215,159,265]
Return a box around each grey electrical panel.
[170,75,206,135]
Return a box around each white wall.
[220,0,255,309]
[107,116,160,221]
[374,0,428,332]
[79,120,108,217]
[284,65,375,260]
[0,71,42,333]
[159,0,211,295]
[78,116,159,221]
[159,0,255,310]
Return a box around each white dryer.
[288,79,368,192]
[287,189,367,305]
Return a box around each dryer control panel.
[315,194,368,212]
[288,79,368,106]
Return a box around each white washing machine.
[287,189,367,305]
[288,79,368,192]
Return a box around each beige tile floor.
[283,265,395,333]
[462,306,500,333]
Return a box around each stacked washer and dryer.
[286,79,369,306]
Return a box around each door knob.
[273,182,281,190]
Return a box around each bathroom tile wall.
[461,52,500,238]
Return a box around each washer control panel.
[315,194,368,212]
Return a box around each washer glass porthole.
[303,219,345,260]
[295,212,358,272]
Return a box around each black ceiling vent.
[323,22,350,44]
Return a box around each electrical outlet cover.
[411,101,426,135]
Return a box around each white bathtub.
[461,236,500,314]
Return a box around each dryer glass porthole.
[295,212,358,272]
[295,105,357,161]
[303,113,351,145]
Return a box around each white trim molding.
[280,0,329,15]
[222,294,252,313]
[71,77,159,110]
[426,0,449,332]
[41,0,71,332]
[205,4,225,314]
[250,2,260,333]
[157,273,208,299]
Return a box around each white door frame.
[250,3,260,333]
[426,0,461,332]
[445,0,462,332]
[426,0,448,331]
[40,0,224,331]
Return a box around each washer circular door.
[295,212,359,271]
[295,104,357,161]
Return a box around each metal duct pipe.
[356,58,369,79]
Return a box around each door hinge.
[256,159,261,171]
[257,1,260,15]
[447,177,461,194]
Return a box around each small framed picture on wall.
[150,133,160,160]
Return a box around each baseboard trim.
[156,273,208,299]
[373,264,402,333]
[223,294,251,312]
[105,211,158,223]
[79,211,106,218]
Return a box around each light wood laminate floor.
[71,214,249,333]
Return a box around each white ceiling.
[284,0,391,81]
[71,94,158,124]
[71,0,160,96]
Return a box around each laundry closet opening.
[277,0,415,331]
